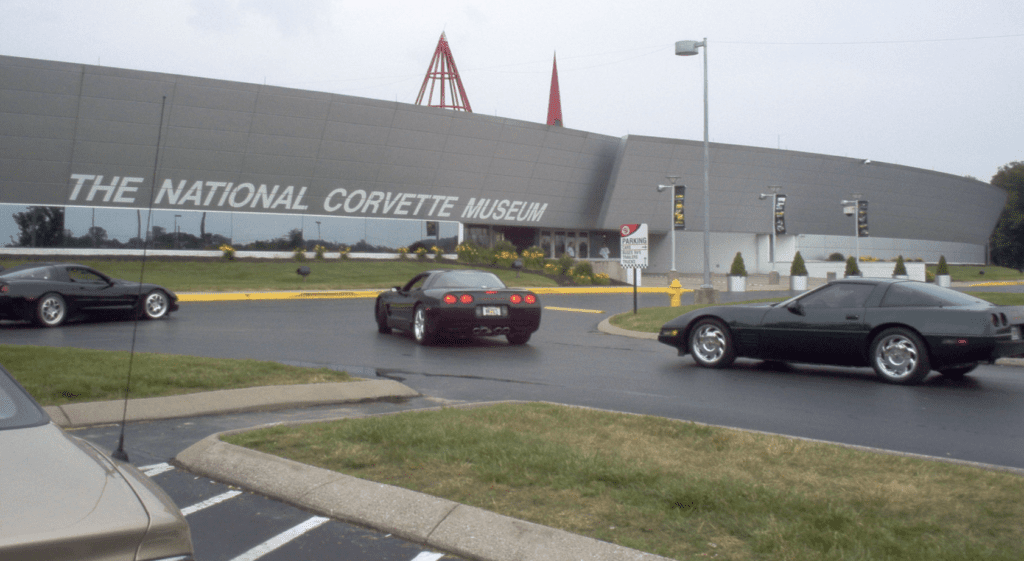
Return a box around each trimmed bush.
[845,255,861,276]
[790,251,808,276]
[730,252,747,277]
[937,255,949,275]
[828,252,845,262]
[893,255,907,276]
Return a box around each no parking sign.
[619,224,648,269]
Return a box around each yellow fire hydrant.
[668,279,684,307]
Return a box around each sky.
[2,0,1023,244]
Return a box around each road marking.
[181,490,243,516]
[228,516,330,561]
[410,553,445,561]
[141,462,175,477]
[545,306,605,314]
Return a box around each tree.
[12,206,64,247]
[989,162,1024,268]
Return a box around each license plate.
[482,306,502,317]
[1013,326,1021,341]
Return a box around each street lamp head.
[675,40,704,56]
[657,184,669,193]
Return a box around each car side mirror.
[391,286,401,293]
[787,302,804,316]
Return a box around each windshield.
[0,366,49,431]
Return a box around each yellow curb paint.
[178,286,692,302]
[545,306,606,314]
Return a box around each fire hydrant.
[668,279,683,307]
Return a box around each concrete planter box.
[728,275,746,292]
[892,274,909,280]
[936,274,952,287]
[790,275,808,291]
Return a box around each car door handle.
[846,315,860,320]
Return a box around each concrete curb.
[44,379,418,428]
[175,412,673,561]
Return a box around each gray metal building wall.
[1,55,1007,270]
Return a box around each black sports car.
[0,263,179,327]
[658,278,1024,384]
[375,269,541,345]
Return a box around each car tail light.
[509,294,522,304]
[524,294,537,304]
[460,294,474,304]
[444,294,457,304]
[0,284,7,293]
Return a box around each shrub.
[339,246,351,260]
[543,262,559,276]
[432,245,444,262]
[845,255,860,276]
[313,244,326,261]
[893,255,907,276]
[397,247,409,260]
[415,247,429,261]
[729,252,747,277]
[292,247,307,262]
[828,252,845,262]
[521,246,545,269]
[556,253,575,276]
[790,251,807,276]
[456,242,481,264]
[937,255,949,275]
[594,273,611,285]
[570,261,595,284]
[219,244,235,260]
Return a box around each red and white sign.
[620,223,648,269]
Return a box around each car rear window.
[0,265,55,280]
[0,367,49,431]
[881,282,990,307]
[431,271,506,289]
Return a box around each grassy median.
[2,345,351,406]
[226,402,1024,561]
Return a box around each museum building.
[0,54,1006,278]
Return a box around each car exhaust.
[472,326,511,335]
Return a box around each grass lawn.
[0,258,559,293]
[935,264,1024,283]
[2,345,351,406]
[226,402,1024,561]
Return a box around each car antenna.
[111,96,167,462]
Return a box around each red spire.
[415,32,472,112]
[546,53,563,126]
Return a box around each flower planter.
[936,274,951,287]
[790,275,808,291]
[728,275,746,292]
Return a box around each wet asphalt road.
[5,289,1024,471]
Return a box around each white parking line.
[140,462,175,477]
[228,516,330,561]
[410,553,445,561]
[181,490,243,516]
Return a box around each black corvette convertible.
[0,263,178,327]
[375,269,541,345]
[658,278,1024,384]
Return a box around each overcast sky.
[2,1,1022,244]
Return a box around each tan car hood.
[0,423,149,560]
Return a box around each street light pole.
[657,175,681,276]
[841,194,863,265]
[676,38,716,302]
[759,186,782,269]
[315,221,322,242]
[174,214,182,249]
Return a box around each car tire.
[413,305,435,345]
[35,292,67,327]
[688,318,736,368]
[375,299,392,334]
[870,327,931,385]
[506,331,531,345]
[141,290,171,319]
[939,363,978,380]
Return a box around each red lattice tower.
[546,53,563,126]
[415,32,472,112]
